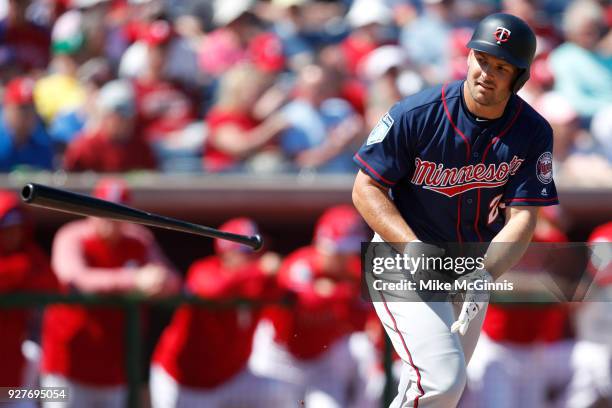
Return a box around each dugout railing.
[0,293,397,408]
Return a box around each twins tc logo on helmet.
[536,152,553,184]
[494,26,511,44]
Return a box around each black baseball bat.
[20,183,263,251]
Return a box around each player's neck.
[462,81,509,120]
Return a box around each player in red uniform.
[463,208,574,407]
[150,217,289,407]
[0,190,58,408]
[564,221,612,407]
[40,178,180,408]
[249,205,377,407]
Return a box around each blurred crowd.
[1,179,612,407]
[0,0,610,181]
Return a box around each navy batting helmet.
[466,13,536,93]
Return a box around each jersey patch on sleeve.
[366,112,394,145]
[536,152,553,184]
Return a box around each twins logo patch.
[536,152,553,184]
[367,112,394,145]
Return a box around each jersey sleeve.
[503,123,559,207]
[353,103,413,188]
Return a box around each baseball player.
[463,210,575,408]
[0,190,58,408]
[249,205,377,407]
[352,13,559,407]
[149,217,289,408]
[564,221,612,407]
[40,178,180,408]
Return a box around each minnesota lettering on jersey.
[411,156,524,197]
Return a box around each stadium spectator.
[72,0,113,61]
[360,45,424,129]
[516,52,555,105]
[48,57,113,149]
[128,20,199,144]
[535,92,612,186]
[0,190,58,407]
[63,79,157,172]
[549,0,612,120]
[198,0,260,77]
[399,0,457,85]
[150,217,289,407]
[265,0,316,70]
[279,64,363,172]
[118,17,201,90]
[591,104,612,162]
[448,28,473,81]
[249,205,375,407]
[40,178,180,408]
[203,63,288,172]
[0,76,54,172]
[501,0,562,53]
[342,0,393,77]
[315,44,365,118]
[34,10,87,124]
[0,0,51,81]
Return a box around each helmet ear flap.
[513,68,530,93]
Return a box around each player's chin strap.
[450,269,492,336]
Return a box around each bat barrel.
[21,183,263,251]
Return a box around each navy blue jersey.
[354,80,558,243]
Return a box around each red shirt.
[341,35,378,77]
[63,129,156,172]
[152,256,279,388]
[42,234,149,385]
[266,246,367,360]
[0,243,57,387]
[133,78,195,142]
[203,108,259,172]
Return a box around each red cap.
[141,20,173,46]
[314,205,366,254]
[215,217,259,254]
[249,33,285,73]
[4,77,35,106]
[0,190,24,228]
[92,178,131,204]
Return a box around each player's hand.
[259,252,281,276]
[451,269,492,336]
[314,277,335,297]
[134,264,167,296]
[403,239,446,281]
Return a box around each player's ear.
[466,49,474,69]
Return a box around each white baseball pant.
[371,234,486,408]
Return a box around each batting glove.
[451,269,492,336]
